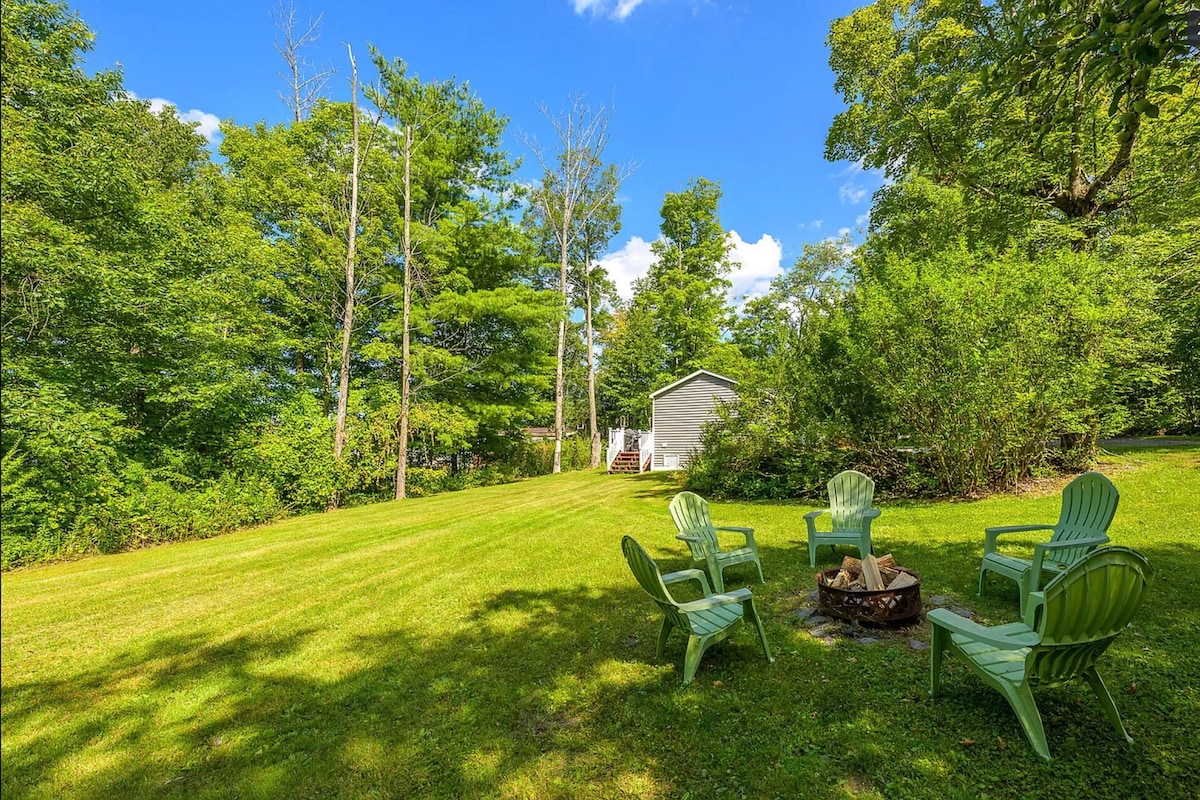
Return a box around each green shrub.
[691,247,1165,499]
[685,404,855,500]
[0,389,133,568]
[507,436,594,478]
[1,449,69,569]
[65,471,284,557]
[234,396,339,511]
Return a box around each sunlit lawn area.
[3,446,1198,799]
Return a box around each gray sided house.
[650,370,738,471]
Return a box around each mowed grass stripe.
[2,452,1199,800]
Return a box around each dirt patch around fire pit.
[789,586,978,650]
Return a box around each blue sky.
[74,0,881,302]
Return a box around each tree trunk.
[396,125,414,500]
[585,272,601,468]
[322,343,334,415]
[553,222,570,474]
[332,46,361,509]
[1060,426,1098,468]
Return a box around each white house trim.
[648,369,739,400]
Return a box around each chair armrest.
[675,533,702,543]
[1034,536,1109,552]
[863,508,881,519]
[1029,536,1109,576]
[1023,591,1047,628]
[928,609,1039,649]
[804,509,829,536]
[662,568,712,596]
[983,524,1055,553]
[678,587,753,612]
[715,526,756,549]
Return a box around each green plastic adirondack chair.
[622,535,772,685]
[979,471,1118,614]
[930,546,1153,760]
[804,470,880,568]
[669,491,764,594]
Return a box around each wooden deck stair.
[608,450,650,474]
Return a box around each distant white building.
[606,369,739,473]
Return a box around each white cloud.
[836,159,883,205]
[144,96,222,142]
[797,219,824,230]
[573,0,648,20]
[726,231,783,304]
[597,230,784,306]
[837,227,851,237]
[838,183,869,204]
[855,213,870,228]
[598,235,656,301]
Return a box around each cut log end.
[862,554,886,591]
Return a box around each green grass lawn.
[3,447,1199,799]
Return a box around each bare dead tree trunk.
[524,97,636,474]
[396,125,414,500]
[272,1,332,122]
[553,221,570,473]
[322,342,334,415]
[331,44,361,508]
[585,270,601,468]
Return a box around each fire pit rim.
[816,566,924,625]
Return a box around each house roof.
[523,427,577,440]
[648,369,739,400]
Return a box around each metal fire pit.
[817,567,923,625]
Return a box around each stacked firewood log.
[819,554,919,592]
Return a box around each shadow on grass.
[2,575,789,799]
[621,471,682,501]
[4,536,1198,799]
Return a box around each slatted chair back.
[828,470,876,532]
[668,491,718,560]
[1026,546,1152,686]
[622,535,692,634]
[1048,472,1120,567]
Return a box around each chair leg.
[753,557,765,584]
[809,537,817,569]
[977,564,989,597]
[1001,681,1051,761]
[682,635,707,685]
[929,624,949,697]
[656,617,673,659]
[706,554,725,594]
[743,597,773,663]
[1017,570,1032,616]
[1084,667,1133,743]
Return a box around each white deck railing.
[637,431,654,473]
[606,428,623,471]
[606,428,653,472]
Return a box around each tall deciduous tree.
[597,302,665,430]
[2,0,283,559]
[643,177,732,377]
[826,0,1196,234]
[371,52,553,498]
[826,0,1199,445]
[525,97,633,473]
[271,0,332,123]
[569,167,621,467]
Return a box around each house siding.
[651,373,738,470]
